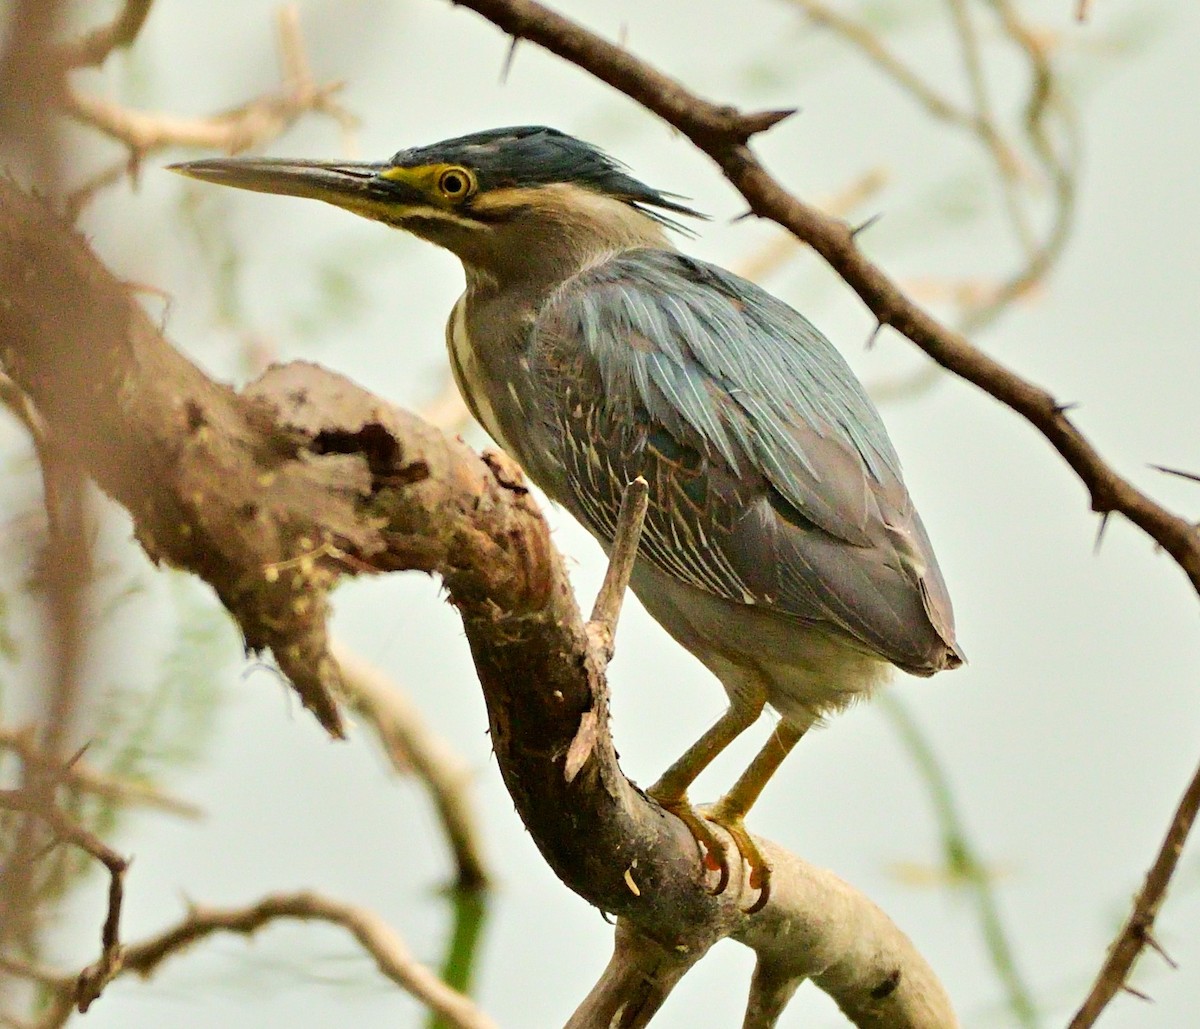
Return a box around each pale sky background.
[4,0,1200,1026]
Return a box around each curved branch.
[3,891,496,1029]
[53,0,156,69]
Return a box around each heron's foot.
[646,787,732,894]
[705,798,771,914]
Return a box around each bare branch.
[1067,759,1200,1027]
[61,7,356,162]
[0,727,201,818]
[585,477,648,662]
[125,893,498,1029]
[54,0,156,68]
[2,892,496,1029]
[0,786,129,1012]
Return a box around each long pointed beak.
[167,157,422,215]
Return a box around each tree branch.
[53,0,156,69]
[1067,759,1200,1027]
[61,8,355,162]
[0,784,129,1012]
[2,891,496,1029]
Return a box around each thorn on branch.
[500,36,521,84]
[865,322,884,349]
[730,208,757,224]
[1093,511,1110,554]
[1141,927,1178,970]
[849,211,884,240]
[1118,982,1152,1002]
[739,107,799,138]
[1053,400,1079,416]
[1150,464,1200,485]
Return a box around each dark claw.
[650,790,731,895]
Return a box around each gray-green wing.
[529,248,960,673]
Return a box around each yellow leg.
[708,720,807,912]
[647,696,764,893]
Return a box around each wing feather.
[529,248,960,671]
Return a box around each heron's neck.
[461,189,671,300]
[446,199,663,473]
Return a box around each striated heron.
[171,126,964,908]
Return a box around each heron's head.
[170,126,703,284]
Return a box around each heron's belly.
[629,559,891,726]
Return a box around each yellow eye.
[437,166,475,201]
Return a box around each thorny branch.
[0,781,129,1013]
[0,728,200,819]
[442,0,1199,1023]
[0,891,496,1029]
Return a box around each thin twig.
[0,371,63,540]
[61,7,356,163]
[586,477,649,662]
[125,893,498,1029]
[0,786,129,1012]
[54,0,156,68]
[0,892,497,1029]
[1068,759,1200,1027]
[944,0,1037,255]
[0,727,201,818]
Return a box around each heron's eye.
[437,167,475,201]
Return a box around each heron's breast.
[445,296,516,454]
